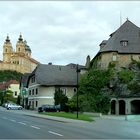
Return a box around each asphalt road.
[0,107,140,139]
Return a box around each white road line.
[2,117,7,119]
[10,119,16,122]
[18,122,26,125]
[48,131,63,137]
[30,125,40,129]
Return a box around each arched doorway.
[131,100,140,114]
[111,100,116,114]
[119,100,125,115]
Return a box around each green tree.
[118,69,134,83]
[0,70,23,82]
[4,90,16,103]
[68,69,112,113]
[54,89,68,111]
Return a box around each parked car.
[38,104,60,113]
[2,102,12,108]
[6,103,23,110]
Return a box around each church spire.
[18,33,23,42]
[5,34,10,43]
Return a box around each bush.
[118,69,134,83]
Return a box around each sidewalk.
[0,107,90,123]
[22,109,88,123]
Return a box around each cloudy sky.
[0,1,140,65]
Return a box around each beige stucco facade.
[25,75,77,110]
[27,85,76,110]
[8,83,20,98]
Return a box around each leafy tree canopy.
[0,70,23,82]
[68,69,112,114]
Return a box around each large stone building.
[92,19,140,70]
[91,19,140,115]
[0,34,39,74]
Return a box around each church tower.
[24,40,31,57]
[16,34,25,54]
[3,35,13,63]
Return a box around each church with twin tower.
[0,34,39,74]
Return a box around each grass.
[39,111,94,122]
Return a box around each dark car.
[38,104,60,113]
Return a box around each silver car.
[7,103,23,110]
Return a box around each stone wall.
[97,52,140,70]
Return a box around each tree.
[0,70,23,82]
[68,69,112,113]
[54,89,68,111]
[4,90,16,103]
[17,95,21,105]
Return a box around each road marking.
[18,122,26,125]
[10,119,16,122]
[2,117,7,119]
[48,131,63,137]
[30,125,40,129]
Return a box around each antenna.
[120,11,122,26]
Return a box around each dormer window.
[120,40,128,47]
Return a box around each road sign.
[22,88,27,95]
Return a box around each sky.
[0,1,140,66]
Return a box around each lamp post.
[2,81,6,104]
[76,64,80,119]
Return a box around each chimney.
[48,62,52,65]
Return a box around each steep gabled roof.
[30,64,79,86]
[20,73,31,87]
[100,20,140,54]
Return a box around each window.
[120,40,128,47]
[29,101,31,106]
[61,88,67,95]
[15,91,17,96]
[18,48,20,52]
[74,88,77,93]
[36,88,38,95]
[36,101,38,107]
[112,55,117,61]
[29,90,31,95]
[32,89,34,95]
[31,76,35,83]
[32,101,34,108]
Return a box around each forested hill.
[0,70,23,82]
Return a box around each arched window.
[18,48,20,52]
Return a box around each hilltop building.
[0,34,39,74]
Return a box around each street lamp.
[76,64,80,119]
[2,81,6,104]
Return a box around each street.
[0,107,140,139]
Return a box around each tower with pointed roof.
[1,34,39,73]
[16,34,25,54]
[3,35,13,63]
